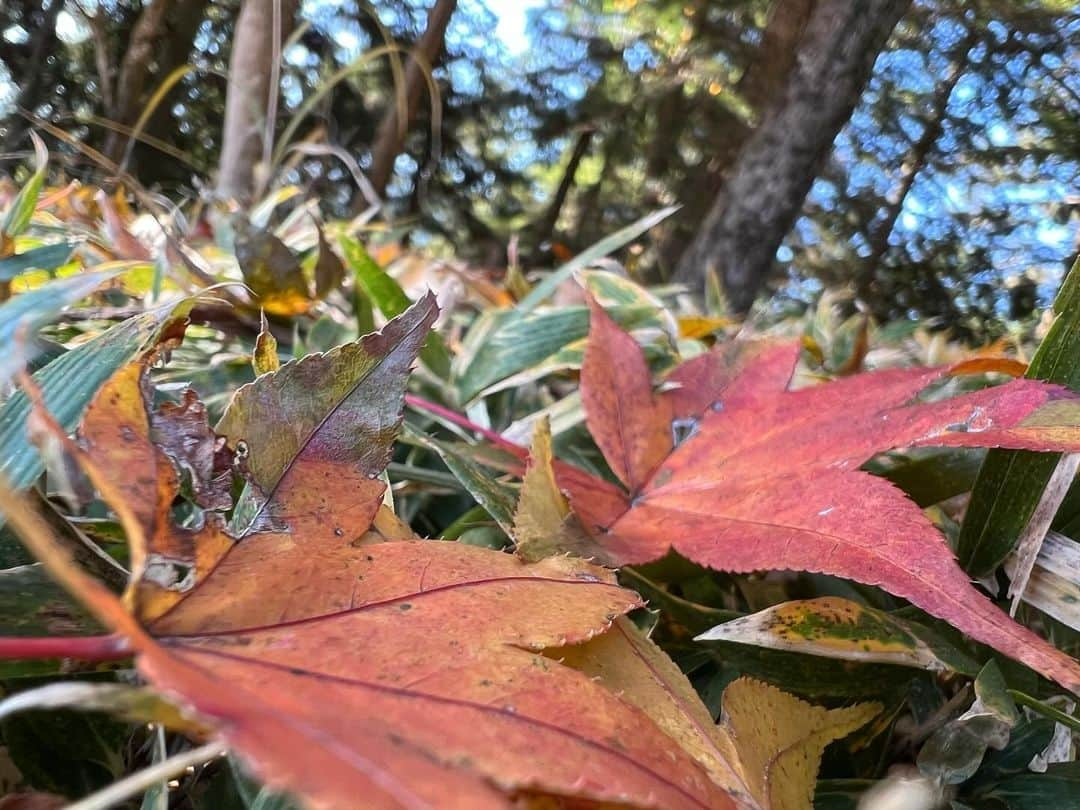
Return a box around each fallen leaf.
[9,297,737,810]
[696,597,979,675]
[561,311,1080,694]
[312,225,345,299]
[152,389,235,512]
[512,423,875,810]
[513,417,606,563]
[718,678,879,810]
[580,296,670,492]
[557,616,750,803]
[252,310,280,375]
[233,219,311,316]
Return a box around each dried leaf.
[9,298,739,810]
[62,362,233,620]
[312,225,345,299]
[718,678,880,810]
[152,389,235,512]
[233,220,311,316]
[1005,453,1080,615]
[697,597,979,675]
[513,417,605,563]
[563,318,1080,694]
[218,293,438,542]
[557,616,749,804]
[252,310,280,375]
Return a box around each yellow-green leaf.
[697,597,980,675]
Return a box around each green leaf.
[870,448,985,507]
[0,242,75,282]
[976,762,1080,807]
[1,700,127,797]
[917,661,1019,785]
[339,234,450,378]
[0,564,104,678]
[1,132,48,239]
[456,303,659,402]
[403,428,517,535]
[0,270,121,383]
[969,716,1055,787]
[0,301,192,501]
[696,597,980,676]
[619,567,741,635]
[515,204,678,314]
[959,256,1080,575]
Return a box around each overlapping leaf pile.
[2,156,1079,806]
[548,297,1080,695]
[1,297,890,809]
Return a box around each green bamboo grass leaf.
[460,270,677,400]
[1,133,48,239]
[0,564,103,678]
[696,597,979,675]
[619,567,741,635]
[339,234,450,377]
[978,762,1080,807]
[455,304,660,402]
[959,256,1080,575]
[1007,689,1080,734]
[0,242,75,282]
[0,270,122,384]
[515,205,679,314]
[402,427,517,534]
[0,300,192,498]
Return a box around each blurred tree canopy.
[1,0,1077,338]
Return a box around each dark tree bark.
[674,0,912,310]
[367,0,457,198]
[217,0,299,202]
[101,0,211,167]
[532,127,594,244]
[657,0,814,272]
[0,0,63,151]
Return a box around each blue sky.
[493,0,540,53]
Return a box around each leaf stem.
[404,394,526,457]
[0,634,132,662]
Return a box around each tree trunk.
[366,0,457,198]
[1,0,63,151]
[674,0,912,310]
[101,0,211,167]
[532,128,594,245]
[217,0,299,202]
[657,0,814,273]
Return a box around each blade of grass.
[958,256,1080,575]
[515,205,679,315]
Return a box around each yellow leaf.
[557,617,752,804]
[678,315,731,339]
[252,311,280,376]
[720,679,880,810]
[512,417,608,563]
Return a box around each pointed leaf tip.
[564,315,1080,695]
